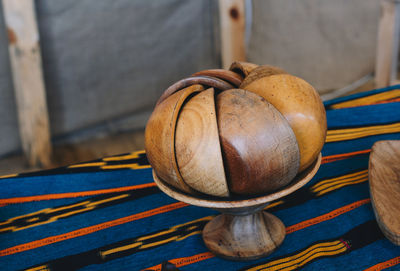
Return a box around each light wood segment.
[203,212,285,260]
[229,61,258,77]
[240,65,287,89]
[2,0,52,167]
[175,88,229,197]
[217,89,300,195]
[145,84,204,194]
[192,69,243,87]
[369,140,400,245]
[218,0,246,69]
[242,74,327,172]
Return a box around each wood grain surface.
[175,88,229,197]
[369,140,400,245]
[229,61,259,77]
[240,65,287,89]
[3,0,52,167]
[145,84,204,193]
[192,69,243,87]
[216,89,300,195]
[152,153,321,209]
[202,212,285,260]
[242,74,327,172]
[218,0,246,69]
[156,76,234,105]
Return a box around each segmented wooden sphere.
[145,62,326,197]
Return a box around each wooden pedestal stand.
[153,153,321,261]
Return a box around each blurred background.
[0,0,392,175]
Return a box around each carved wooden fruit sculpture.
[145,62,326,197]
[146,62,326,260]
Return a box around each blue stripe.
[326,102,400,129]
[0,168,153,199]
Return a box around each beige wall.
[249,0,380,93]
[0,0,380,157]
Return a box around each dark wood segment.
[216,89,300,195]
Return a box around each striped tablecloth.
[1,86,400,270]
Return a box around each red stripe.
[0,183,157,205]
[364,256,400,271]
[321,149,371,164]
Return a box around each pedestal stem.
[202,211,285,260]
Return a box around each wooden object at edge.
[369,140,400,246]
[2,0,52,167]
[375,0,400,88]
[218,0,246,69]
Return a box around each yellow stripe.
[47,201,90,213]
[86,194,129,207]
[1,195,129,233]
[330,89,400,109]
[101,217,212,257]
[176,230,203,241]
[0,207,52,226]
[103,150,146,162]
[311,170,368,190]
[278,246,348,271]
[0,173,18,179]
[140,236,179,249]
[0,201,90,229]
[136,228,176,242]
[327,122,400,136]
[312,173,368,193]
[246,241,341,271]
[326,122,400,143]
[313,176,367,194]
[264,200,284,210]
[316,177,367,196]
[273,243,346,271]
[137,216,212,242]
[247,241,344,271]
[100,164,151,170]
[68,162,106,168]
[100,242,142,257]
[26,217,39,223]
[25,265,49,271]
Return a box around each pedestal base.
[202,211,286,261]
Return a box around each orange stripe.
[321,149,371,164]
[364,256,400,271]
[0,183,157,205]
[285,198,371,234]
[145,252,215,271]
[373,97,400,105]
[0,201,188,257]
[143,199,371,270]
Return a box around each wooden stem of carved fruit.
[153,154,321,260]
[203,210,285,260]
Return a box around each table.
[1,86,400,271]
